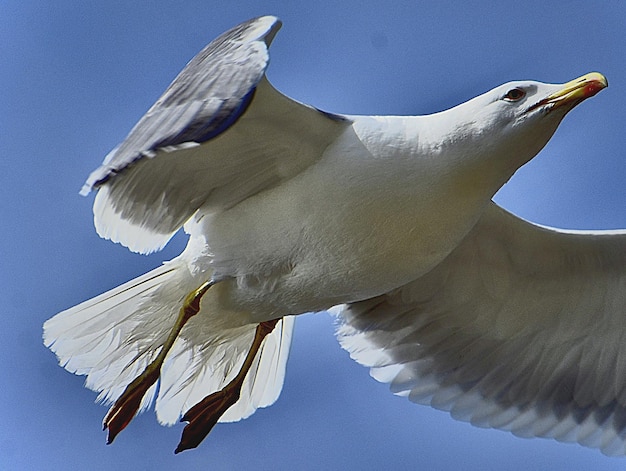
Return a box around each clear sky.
[2,1,625,470]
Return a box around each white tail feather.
[43,259,294,425]
[156,316,294,425]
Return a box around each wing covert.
[82,16,281,193]
[83,16,350,253]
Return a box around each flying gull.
[43,16,626,455]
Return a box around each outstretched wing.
[85,15,350,253]
[336,202,626,455]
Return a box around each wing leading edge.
[83,16,350,253]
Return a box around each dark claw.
[103,368,160,444]
[174,388,240,453]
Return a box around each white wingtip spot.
[93,186,175,254]
[79,183,92,197]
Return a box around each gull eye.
[503,88,526,102]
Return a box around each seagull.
[43,15,626,456]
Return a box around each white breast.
[184,116,499,321]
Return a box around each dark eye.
[503,88,526,102]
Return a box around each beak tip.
[587,72,608,97]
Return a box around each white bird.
[43,15,626,455]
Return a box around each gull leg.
[103,280,213,444]
[174,318,280,454]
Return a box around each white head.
[430,72,608,192]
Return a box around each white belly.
[185,120,491,321]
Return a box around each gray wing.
[84,16,350,253]
[336,202,626,455]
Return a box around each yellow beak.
[543,72,608,109]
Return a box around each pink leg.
[103,281,212,444]
[174,319,280,453]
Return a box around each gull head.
[432,72,608,184]
[494,71,607,134]
[486,72,605,158]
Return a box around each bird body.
[183,81,574,321]
[195,115,492,319]
[44,15,626,456]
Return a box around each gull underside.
[44,15,626,456]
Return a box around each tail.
[43,259,294,426]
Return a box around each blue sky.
[2,1,625,470]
